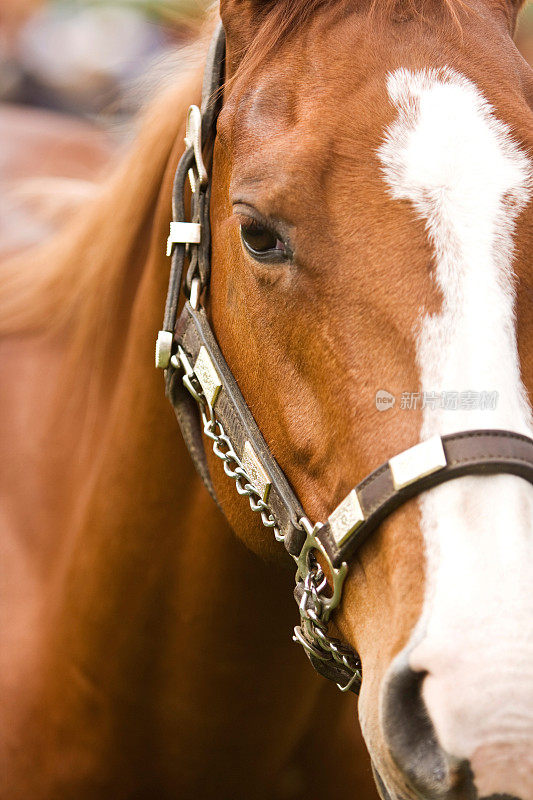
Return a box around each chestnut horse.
[1,0,533,798]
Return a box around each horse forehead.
[224,73,393,213]
[232,80,300,137]
[225,79,335,173]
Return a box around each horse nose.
[381,655,474,800]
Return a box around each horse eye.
[240,222,287,261]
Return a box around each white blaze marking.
[378,68,533,775]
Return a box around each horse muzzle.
[379,651,533,800]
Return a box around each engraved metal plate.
[328,489,365,547]
[389,435,447,490]
[242,441,271,502]
[194,346,222,407]
[155,330,172,369]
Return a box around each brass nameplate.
[194,346,222,407]
[328,489,365,547]
[389,435,447,490]
[242,441,271,502]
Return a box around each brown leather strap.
[167,366,220,507]
[187,22,225,294]
[169,302,306,555]
[318,430,533,568]
[163,22,225,333]
[161,23,226,503]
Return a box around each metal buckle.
[155,330,173,369]
[296,518,348,623]
[173,346,204,405]
[185,105,207,192]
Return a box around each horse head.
[200,1,533,797]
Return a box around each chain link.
[178,349,361,692]
[294,555,362,692]
[185,368,286,542]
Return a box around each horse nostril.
[381,657,474,799]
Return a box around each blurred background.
[0,0,532,122]
[0,0,211,122]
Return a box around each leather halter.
[156,22,533,693]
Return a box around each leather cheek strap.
[166,301,307,556]
[165,303,533,696]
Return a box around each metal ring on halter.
[296,519,348,623]
[185,106,207,192]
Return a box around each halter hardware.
[166,222,201,256]
[155,96,209,368]
[295,520,348,623]
[389,434,447,490]
[156,22,533,695]
[184,104,207,191]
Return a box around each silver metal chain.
[176,346,285,540]
[202,409,285,542]
[294,555,362,692]
[174,342,362,692]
